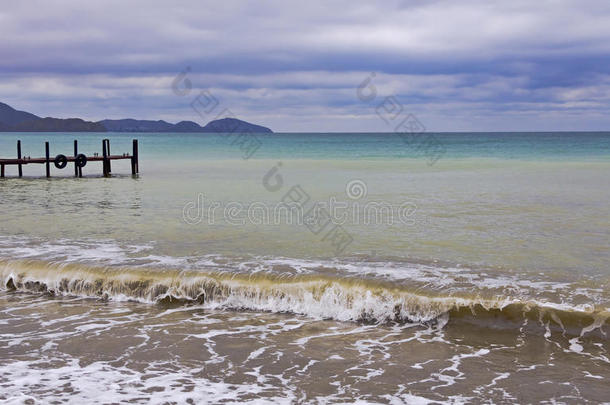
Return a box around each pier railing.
[0,139,139,178]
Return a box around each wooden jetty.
[0,139,139,178]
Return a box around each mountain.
[12,117,106,132]
[201,118,272,133]
[0,102,104,132]
[0,102,273,133]
[99,118,272,133]
[99,119,175,132]
[173,121,206,132]
[0,102,40,126]
[98,119,205,133]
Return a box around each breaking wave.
[1,259,608,338]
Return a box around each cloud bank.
[1,0,610,131]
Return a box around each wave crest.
[1,259,608,335]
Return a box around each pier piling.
[74,140,79,177]
[131,139,139,175]
[102,139,109,177]
[105,139,112,174]
[45,142,50,178]
[17,140,23,177]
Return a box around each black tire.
[54,154,68,169]
[75,153,87,168]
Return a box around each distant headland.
[0,102,273,133]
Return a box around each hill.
[202,118,272,133]
[0,102,273,133]
[12,117,106,132]
[0,102,41,126]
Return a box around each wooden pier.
[0,139,139,178]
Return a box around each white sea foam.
[0,234,604,302]
[1,258,608,332]
[0,235,608,331]
[0,358,296,404]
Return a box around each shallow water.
[0,132,609,403]
[0,292,608,403]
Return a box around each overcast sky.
[1,0,610,132]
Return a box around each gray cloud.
[1,0,610,131]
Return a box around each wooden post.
[74,140,79,177]
[45,142,50,178]
[17,140,22,177]
[102,139,109,177]
[105,139,112,174]
[1,164,4,178]
[131,139,139,175]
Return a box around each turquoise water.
[1,131,609,402]
[1,131,609,278]
[2,132,610,163]
[1,132,609,274]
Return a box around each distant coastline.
[0,102,273,133]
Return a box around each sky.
[1,0,610,132]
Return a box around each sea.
[0,132,609,404]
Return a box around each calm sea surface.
[0,132,609,403]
